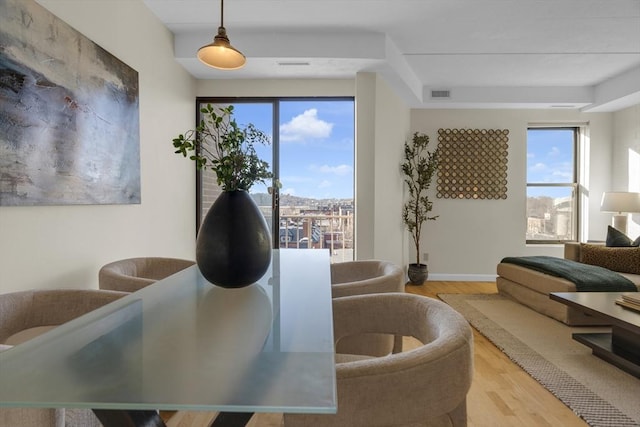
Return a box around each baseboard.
[428,273,497,282]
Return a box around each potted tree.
[172,104,273,288]
[401,132,440,285]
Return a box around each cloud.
[318,180,332,189]
[546,161,573,180]
[552,170,573,181]
[529,162,547,172]
[280,109,333,142]
[309,164,353,176]
[281,175,313,184]
[548,146,561,157]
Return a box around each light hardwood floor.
[165,281,588,427]
[406,281,588,427]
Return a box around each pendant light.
[197,0,246,70]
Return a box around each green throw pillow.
[606,225,639,247]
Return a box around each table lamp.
[600,191,640,234]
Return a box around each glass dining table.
[0,249,337,426]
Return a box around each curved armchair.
[331,260,404,356]
[284,293,474,427]
[0,289,127,427]
[99,257,195,292]
[330,260,404,298]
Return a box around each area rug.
[438,293,640,427]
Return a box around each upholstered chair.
[330,260,404,356]
[283,293,474,427]
[330,260,404,298]
[98,257,195,292]
[0,289,127,427]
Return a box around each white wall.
[355,74,377,261]
[197,79,354,98]
[0,0,197,293]
[410,109,617,280]
[371,76,410,267]
[354,73,411,267]
[612,105,640,238]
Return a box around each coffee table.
[550,292,640,378]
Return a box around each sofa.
[497,242,640,325]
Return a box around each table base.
[92,409,255,427]
[93,409,166,427]
[572,327,640,379]
[209,412,254,427]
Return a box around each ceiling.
[143,0,640,112]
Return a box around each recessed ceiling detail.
[143,0,640,111]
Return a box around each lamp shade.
[600,192,640,213]
[197,27,246,70]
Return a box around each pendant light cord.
[220,0,224,28]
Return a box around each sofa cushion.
[497,263,577,294]
[496,277,612,325]
[580,244,640,275]
[606,225,640,247]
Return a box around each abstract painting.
[0,0,140,206]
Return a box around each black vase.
[196,190,272,288]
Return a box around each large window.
[196,97,355,261]
[526,127,579,243]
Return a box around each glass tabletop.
[0,249,336,414]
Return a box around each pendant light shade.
[197,0,246,70]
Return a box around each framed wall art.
[0,0,140,206]
[436,128,509,200]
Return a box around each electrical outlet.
[423,252,429,263]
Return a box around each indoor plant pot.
[407,263,428,285]
[402,132,440,285]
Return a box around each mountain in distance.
[251,192,353,207]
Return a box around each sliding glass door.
[196,97,354,262]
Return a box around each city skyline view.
[526,127,577,240]
[526,128,575,198]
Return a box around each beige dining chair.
[0,288,127,427]
[330,260,405,356]
[283,292,474,427]
[98,257,195,292]
[330,259,404,298]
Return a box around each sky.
[226,100,354,200]
[526,128,575,199]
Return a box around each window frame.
[525,126,581,245]
[194,96,355,255]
